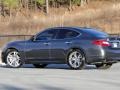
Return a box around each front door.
[25,40,50,61]
[25,29,58,62]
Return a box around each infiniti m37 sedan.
[1,27,120,69]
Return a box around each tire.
[5,49,23,68]
[95,63,112,69]
[33,64,48,68]
[67,49,85,70]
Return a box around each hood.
[7,40,29,46]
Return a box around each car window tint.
[57,29,79,39]
[83,29,108,38]
[36,30,57,40]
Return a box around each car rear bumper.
[105,48,120,62]
[86,46,120,64]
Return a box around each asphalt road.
[0,63,120,90]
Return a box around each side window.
[36,30,57,41]
[57,29,79,39]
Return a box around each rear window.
[56,29,79,39]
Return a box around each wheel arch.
[3,47,20,63]
[6,47,19,52]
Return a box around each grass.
[0,1,120,35]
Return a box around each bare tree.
[81,0,88,7]
[0,0,4,16]
[46,0,49,14]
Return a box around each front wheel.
[5,49,23,68]
[67,50,85,70]
[95,63,112,69]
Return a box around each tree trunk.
[69,0,72,11]
[81,0,87,7]
[46,0,49,14]
[0,0,4,16]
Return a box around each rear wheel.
[95,63,112,69]
[67,50,85,70]
[6,49,23,68]
[33,64,48,68]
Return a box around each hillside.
[0,1,120,35]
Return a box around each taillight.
[92,40,110,47]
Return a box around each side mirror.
[30,36,36,41]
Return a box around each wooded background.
[0,0,120,47]
[0,0,120,35]
[0,0,89,16]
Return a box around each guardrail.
[109,34,120,37]
[0,35,33,38]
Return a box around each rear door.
[50,29,80,63]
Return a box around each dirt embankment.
[0,1,120,35]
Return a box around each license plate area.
[111,42,120,48]
[111,43,118,48]
[109,35,120,49]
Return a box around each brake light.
[92,40,110,47]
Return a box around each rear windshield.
[83,29,108,38]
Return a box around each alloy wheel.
[68,50,85,70]
[6,50,22,68]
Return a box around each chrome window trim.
[34,28,82,41]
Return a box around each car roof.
[49,26,92,30]
[48,26,102,32]
[48,27,104,33]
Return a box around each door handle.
[65,41,72,44]
[43,42,50,45]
